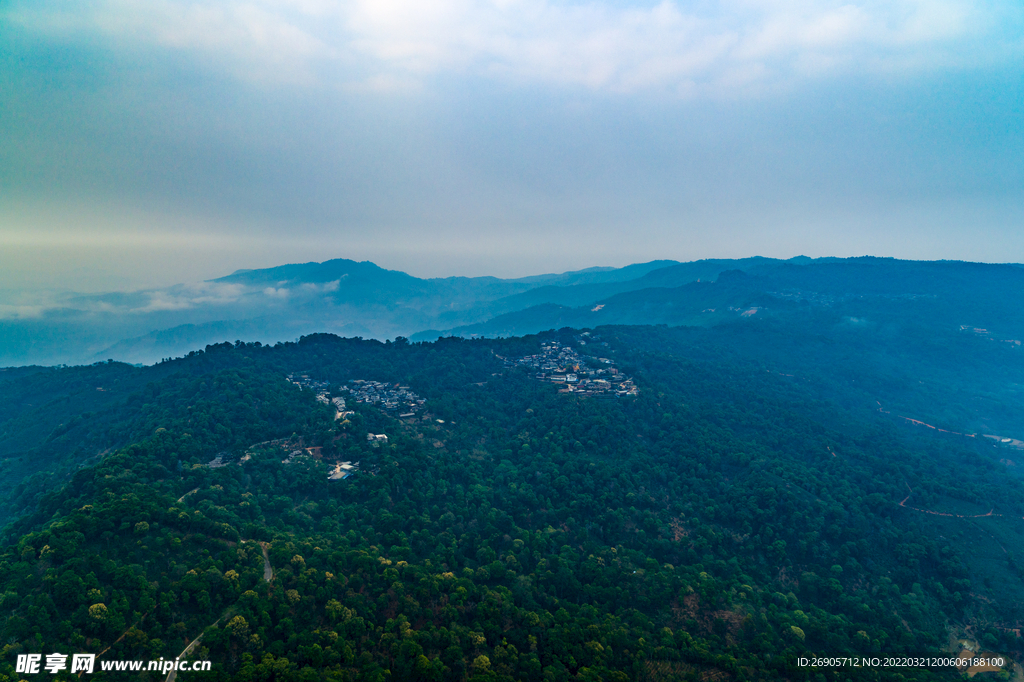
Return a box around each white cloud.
[76,282,253,314]
[0,304,46,320]
[6,0,338,83]
[5,0,1021,92]
[134,292,196,312]
[129,282,249,312]
[300,280,342,292]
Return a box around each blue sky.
[1,0,1022,292]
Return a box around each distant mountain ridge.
[413,257,1024,341]
[2,256,1023,367]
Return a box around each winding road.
[165,619,220,682]
[164,540,272,681]
[259,542,273,582]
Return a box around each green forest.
[1,329,1022,682]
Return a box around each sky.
[1,0,1023,293]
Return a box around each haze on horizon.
[1,0,1023,295]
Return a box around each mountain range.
[2,255,1024,367]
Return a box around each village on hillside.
[501,338,639,397]
[287,373,352,417]
[282,374,433,478]
[268,342,637,484]
[289,373,426,416]
[280,376,422,473]
[199,434,361,479]
[340,380,425,417]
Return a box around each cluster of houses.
[287,373,331,399]
[328,460,359,480]
[501,341,639,397]
[286,373,354,418]
[275,347,639,484]
[252,436,363,480]
[276,443,361,480]
[288,372,352,413]
[340,380,425,417]
[201,436,329,469]
[205,452,230,468]
[199,434,362,480]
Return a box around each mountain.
[4,254,1024,379]
[2,328,1022,681]
[420,258,1024,340]
[0,257,853,367]
[1,259,703,367]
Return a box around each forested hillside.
[0,331,1021,682]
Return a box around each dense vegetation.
[1,330,1022,682]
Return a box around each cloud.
[0,304,46,320]
[128,282,249,312]
[0,276,290,318]
[6,0,337,83]
[133,293,196,312]
[5,0,1020,94]
[350,0,1018,93]
[300,280,341,292]
[58,282,254,314]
